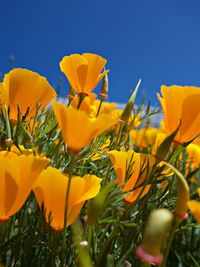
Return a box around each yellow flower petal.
[108,150,135,184]
[0,152,49,219]
[52,102,117,152]
[10,155,50,215]
[158,85,200,144]
[108,150,155,204]
[180,94,200,142]
[0,157,19,219]
[34,167,101,230]
[60,53,107,94]
[2,68,57,119]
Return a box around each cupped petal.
[52,102,117,152]
[108,151,153,204]
[108,150,135,184]
[52,103,97,152]
[158,86,182,135]
[34,167,69,230]
[187,200,200,224]
[10,155,50,215]
[3,68,57,119]
[60,53,107,94]
[0,157,20,219]
[158,85,200,143]
[82,53,107,94]
[34,167,101,230]
[0,151,50,216]
[179,93,200,143]
[76,174,102,204]
[60,54,88,93]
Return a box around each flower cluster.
[0,52,199,266]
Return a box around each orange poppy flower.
[52,102,117,153]
[157,85,200,144]
[108,150,154,203]
[0,151,49,221]
[60,53,108,95]
[33,166,101,230]
[0,68,57,120]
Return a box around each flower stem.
[60,153,76,266]
[160,219,179,267]
[4,104,12,141]
[96,99,103,117]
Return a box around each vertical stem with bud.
[97,71,109,117]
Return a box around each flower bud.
[136,209,173,265]
[99,72,109,100]
[120,79,141,124]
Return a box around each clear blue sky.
[1,0,200,104]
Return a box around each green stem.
[87,225,93,250]
[161,219,179,267]
[71,218,93,267]
[60,153,76,266]
[77,93,87,109]
[4,104,12,141]
[96,99,103,117]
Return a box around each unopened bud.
[120,79,141,123]
[136,209,173,265]
[99,72,109,100]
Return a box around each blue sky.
[1,0,200,105]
